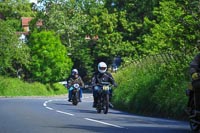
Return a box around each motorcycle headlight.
[74,84,79,89]
[94,86,99,90]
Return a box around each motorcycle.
[185,87,200,131]
[95,82,111,114]
[71,83,80,105]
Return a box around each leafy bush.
[0,76,67,96]
[48,83,67,95]
[28,31,73,83]
[0,21,30,77]
[113,53,192,120]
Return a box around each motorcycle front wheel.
[72,98,78,105]
[103,94,109,114]
[97,98,102,113]
[72,93,78,105]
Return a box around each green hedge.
[0,76,67,96]
[113,53,192,120]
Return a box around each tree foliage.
[140,0,200,54]
[0,20,30,77]
[35,0,93,78]
[1,0,200,82]
[0,0,36,31]
[141,1,185,54]
[28,31,73,83]
[0,0,36,18]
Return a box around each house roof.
[21,17,43,26]
[36,19,43,26]
[21,17,32,26]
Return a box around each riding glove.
[192,72,199,80]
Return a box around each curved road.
[0,93,190,133]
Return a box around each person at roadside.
[91,62,117,108]
[67,69,84,102]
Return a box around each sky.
[29,0,37,4]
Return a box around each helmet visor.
[72,72,78,76]
[99,67,107,71]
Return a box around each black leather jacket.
[190,53,200,81]
[91,71,117,86]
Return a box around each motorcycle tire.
[97,108,101,113]
[72,97,78,105]
[72,93,78,105]
[72,99,78,105]
[97,99,102,113]
[103,94,109,114]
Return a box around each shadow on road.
[44,123,190,133]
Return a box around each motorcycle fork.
[102,93,109,109]
[97,94,103,109]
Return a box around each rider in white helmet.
[67,69,84,102]
[98,62,107,73]
[91,62,117,108]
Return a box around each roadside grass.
[113,54,190,120]
[0,76,67,96]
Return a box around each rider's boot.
[93,97,98,108]
[68,99,72,102]
[79,98,82,102]
[109,102,114,108]
[79,89,82,102]
[68,90,72,102]
[109,95,114,108]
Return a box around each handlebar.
[90,82,112,88]
[85,82,115,90]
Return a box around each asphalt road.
[0,93,190,133]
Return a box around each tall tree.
[84,8,132,64]
[141,1,186,54]
[28,31,73,83]
[0,20,30,77]
[104,0,160,56]
[179,0,200,49]
[35,0,94,79]
[0,0,36,19]
[0,0,36,31]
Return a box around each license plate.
[103,86,109,91]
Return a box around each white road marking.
[43,102,47,106]
[43,99,75,116]
[84,118,124,128]
[46,107,53,110]
[56,110,74,116]
[43,100,52,106]
[43,96,124,129]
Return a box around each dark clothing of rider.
[190,53,200,80]
[67,69,84,102]
[68,76,84,88]
[91,71,117,108]
[189,53,200,110]
[91,72,116,86]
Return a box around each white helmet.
[98,62,107,73]
[72,69,78,75]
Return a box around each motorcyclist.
[67,69,84,102]
[91,62,117,108]
[189,52,200,112]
